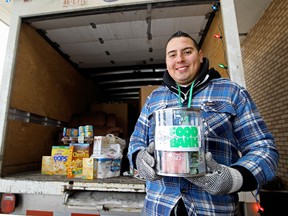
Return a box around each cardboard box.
[41,156,53,175]
[82,157,97,180]
[90,103,129,138]
[91,136,110,157]
[67,143,90,178]
[139,86,159,110]
[82,157,121,179]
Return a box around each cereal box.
[67,143,90,178]
[51,146,70,175]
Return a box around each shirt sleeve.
[233,165,257,191]
[232,86,279,193]
[127,97,151,169]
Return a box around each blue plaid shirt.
[128,78,279,216]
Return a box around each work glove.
[135,142,161,181]
[186,152,243,195]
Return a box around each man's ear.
[199,50,204,63]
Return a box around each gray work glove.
[186,152,243,195]
[135,142,161,181]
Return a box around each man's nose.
[176,53,185,62]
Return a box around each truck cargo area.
[1,1,213,180]
[0,0,215,213]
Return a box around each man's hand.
[186,152,243,195]
[135,142,161,181]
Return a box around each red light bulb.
[214,34,223,39]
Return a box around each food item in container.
[85,125,93,138]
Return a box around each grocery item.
[41,156,53,175]
[67,143,90,178]
[50,146,70,175]
[82,157,121,179]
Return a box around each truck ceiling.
[23,1,214,102]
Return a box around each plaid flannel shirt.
[128,78,278,216]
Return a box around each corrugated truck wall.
[2,23,95,176]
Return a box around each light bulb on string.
[214,34,223,39]
[257,203,264,215]
[212,2,220,11]
[219,64,228,69]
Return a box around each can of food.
[85,125,93,138]
[78,126,85,137]
[154,108,206,177]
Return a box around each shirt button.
[181,188,187,193]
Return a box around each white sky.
[0,20,9,89]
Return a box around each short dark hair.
[166,31,200,51]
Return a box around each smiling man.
[165,33,203,86]
[128,31,279,216]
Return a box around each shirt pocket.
[201,101,236,139]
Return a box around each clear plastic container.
[154,108,207,177]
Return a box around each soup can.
[154,108,207,177]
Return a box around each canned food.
[78,126,85,137]
[154,108,206,177]
[85,125,93,138]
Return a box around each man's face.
[166,36,203,85]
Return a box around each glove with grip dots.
[135,142,161,181]
[186,152,243,195]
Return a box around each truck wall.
[201,10,229,78]
[2,23,95,176]
[10,23,94,122]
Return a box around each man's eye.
[184,50,192,55]
[169,54,176,58]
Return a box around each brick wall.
[241,0,288,189]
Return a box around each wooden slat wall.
[201,11,229,78]
[2,23,95,176]
[10,23,94,122]
[2,120,59,176]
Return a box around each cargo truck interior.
[3,1,215,179]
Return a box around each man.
[128,31,279,215]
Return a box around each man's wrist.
[228,167,243,193]
[233,166,258,191]
[132,150,140,168]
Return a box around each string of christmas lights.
[211,2,229,72]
